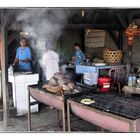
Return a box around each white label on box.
[103,83,110,88]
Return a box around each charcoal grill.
[67,92,140,132]
[27,84,94,131]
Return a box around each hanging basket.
[103,48,122,65]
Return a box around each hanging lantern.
[127,30,134,46]
[125,23,140,46]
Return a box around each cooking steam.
[16,9,70,74]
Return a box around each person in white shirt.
[42,43,59,81]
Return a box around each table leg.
[57,110,62,126]
[62,103,66,132]
[67,101,71,132]
[28,89,31,131]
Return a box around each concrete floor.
[0,105,105,132]
[0,107,62,132]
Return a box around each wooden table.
[27,84,89,131]
[28,85,67,131]
[67,93,140,132]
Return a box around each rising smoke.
[16,8,70,73]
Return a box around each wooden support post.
[127,45,133,74]
[116,13,128,29]
[107,30,120,49]
[118,31,123,50]
[62,100,66,132]
[0,27,9,127]
[92,12,98,26]
[67,101,71,132]
[81,28,85,53]
[28,88,31,131]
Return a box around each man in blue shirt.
[13,38,32,71]
[72,42,85,65]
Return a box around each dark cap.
[74,42,80,47]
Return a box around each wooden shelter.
[1,8,140,127]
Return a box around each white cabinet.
[8,73,39,116]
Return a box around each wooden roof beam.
[128,11,140,23]
[116,13,128,29]
[94,24,122,30]
[63,23,123,30]
[107,30,120,49]
[91,12,98,25]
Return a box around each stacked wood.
[85,29,105,48]
[85,47,104,59]
[85,29,106,59]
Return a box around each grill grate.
[71,92,140,119]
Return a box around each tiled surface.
[8,74,39,116]
[15,84,26,101]
[15,75,26,83]
[30,104,39,113]
[25,74,39,83]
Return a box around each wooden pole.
[81,28,85,53]
[127,44,133,76]
[118,31,123,50]
[0,27,9,127]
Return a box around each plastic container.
[128,74,133,87]
[83,72,98,86]
[8,65,14,75]
[98,77,112,87]
[132,73,136,86]
[98,77,112,93]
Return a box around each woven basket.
[103,48,122,65]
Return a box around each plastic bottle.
[132,73,136,86]
[128,74,133,87]
[8,65,13,75]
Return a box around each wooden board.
[85,29,105,48]
[85,42,105,48]
[85,29,105,37]
[85,37,105,43]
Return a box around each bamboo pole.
[0,27,9,127]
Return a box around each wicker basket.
[103,48,122,65]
